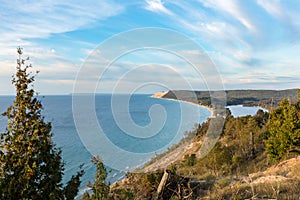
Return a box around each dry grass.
[201,156,300,199]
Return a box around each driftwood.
[155,170,169,199]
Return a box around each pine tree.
[82,156,110,200]
[266,98,300,161]
[0,47,83,199]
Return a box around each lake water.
[227,105,268,117]
[0,94,211,194]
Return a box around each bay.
[227,105,268,117]
[0,94,211,193]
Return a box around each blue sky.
[0,0,299,94]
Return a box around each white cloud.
[0,0,124,55]
[257,0,283,18]
[145,0,173,15]
[199,0,256,32]
[0,0,125,94]
[0,1,124,40]
[144,0,253,58]
[1,1,299,93]
[0,49,79,94]
[143,0,300,89]
[257,0,300,38]
[233,50,252,63]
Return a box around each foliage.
[109,188,134,200]
[64,165,85,200]
[105,100,300,199]
[175,110,270,179]
[266,98,300,161]
[82,156,110,200]
[183,154,196,166]
[111,171,163,200]
[115,170,196,200]
[0,48,83,199]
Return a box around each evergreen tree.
[64,165,85,200]
[82,156,110,200]
[266,98,300,161]
[0,47,83,199]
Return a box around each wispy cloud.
[145,0,173,15]
[0,1,299,94]
[199,0,256,32]
[257,0,300,42]
[0,0,125,94]
[257,0,283,18]
[0,1,124,40]
[143,0,300,89]
[0,0,124,57]
[142,0,255,75]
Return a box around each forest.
[163,89,299,108]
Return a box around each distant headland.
[152,89,299,110]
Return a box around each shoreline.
[135,92,214,172]
[111,92,214,188]
[151,91,214,117]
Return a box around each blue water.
[0,94,210,193]
[227,105,268,117]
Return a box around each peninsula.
[153,89,299,109]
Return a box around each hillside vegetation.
[163,89,299,108]
[103,90,300,199]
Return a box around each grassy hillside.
[109,106,299,199]
[83,90,300,199]
[107,91,299,199]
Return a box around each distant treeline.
[162,89,299,109]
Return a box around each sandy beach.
[151,91,214,117]
[151,91,168,98]
[136,91,215,172]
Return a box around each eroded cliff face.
[151,91,168,98]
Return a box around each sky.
[0,0,299,95]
